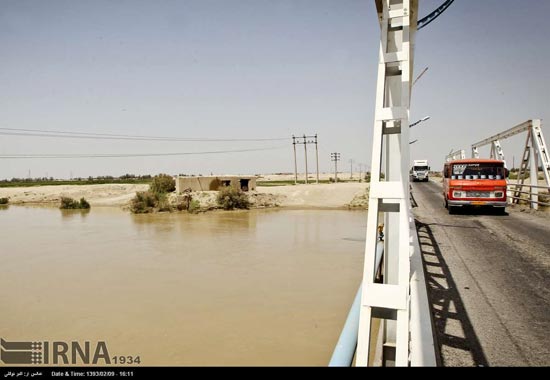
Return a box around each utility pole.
[358,163,363,183]
[303,135,309,184]
[294,134,318,185]
[292,135,298,185]
[331,152,341,183]
[349,159,354,179]
[315,134,319,184]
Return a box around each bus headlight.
[494,191,504,198]
[453,191,464,198]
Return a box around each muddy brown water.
[0,206,366,365]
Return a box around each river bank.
[0,182,370,210]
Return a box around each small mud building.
[176,176,257,193]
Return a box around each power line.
[417,0,455,30]
[0,146,287,159]
[0,127,290,142]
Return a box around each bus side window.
[443,165,449,178]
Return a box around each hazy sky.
[1,0,549,179]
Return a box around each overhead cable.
[0,127,290,142]
[0,146,287,159]
[417,0,455,30]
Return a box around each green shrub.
[150,174,175,194]
[216,187,250,210]
[79,198,90,209]
[130,191,175,213]
[60,197,91,209]
[188,199,201,213]
[0,197,8,205]
[130,191,157,214]
[156,193,172,212]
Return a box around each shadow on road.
[415,220,489,367]
[410,187,418,208]
[449,207,509,216]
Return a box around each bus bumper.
[448,200,507,208]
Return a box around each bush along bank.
[129,174,204,214]
[129,174,259,214]
[130,174,177,214]
[60,197,91,210]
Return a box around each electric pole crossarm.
[292,134,319,185]
[331,153,341,183]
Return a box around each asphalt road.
[412,180,550,367]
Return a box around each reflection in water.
[60,208,91,220]
[0,206,366,365]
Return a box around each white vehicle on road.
[411,160,430,182]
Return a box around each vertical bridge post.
[356,0,418,367]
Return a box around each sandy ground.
[0,181,369,209]
[0,184,149,207]
[256,183,368,209]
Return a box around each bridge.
[329,0,550,366]
[412,180,550,366]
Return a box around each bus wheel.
[444,197,448,209]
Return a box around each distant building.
[175,176,257,193]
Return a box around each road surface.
[412,180,550,367]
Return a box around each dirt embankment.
[0,184,150,207]
[0,182,370,210]
[256,183,369,209]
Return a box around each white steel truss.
[446,149,466,162]
[471,119,550,209]
[490,140,505,161]
[356,0,418,367]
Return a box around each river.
[0,205,366,365]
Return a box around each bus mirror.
[505,168,510,178]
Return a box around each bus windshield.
[451,163,506,180]
[414,166,429,171]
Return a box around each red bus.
[443,159,508,214]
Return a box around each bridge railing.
[330,217,437,366]
[329,242,384,367]
[507,183,550,209]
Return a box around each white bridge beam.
[357,0,435,367]
[472,120,533,149]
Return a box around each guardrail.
[508,183,550,209]
[330,219,437,366]
[329,241,384,367]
